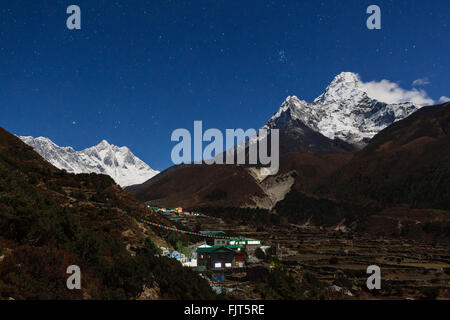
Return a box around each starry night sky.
[0,0,449,170]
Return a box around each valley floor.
[182,214,450,300]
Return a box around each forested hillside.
[0,127,216,300]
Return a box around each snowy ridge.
[265,72,421,146]
[19,136,159,187]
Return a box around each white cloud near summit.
[412,78,430,86]
[359,78,435,106]
[439,96,450,103]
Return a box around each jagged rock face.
[19,136,159,187]
[265,72,420,148]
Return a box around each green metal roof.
[195,266,207,271]
[201,231,226,235]
[197,245,244,253]
[229,238,261,243]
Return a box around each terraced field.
[183,214,450,300]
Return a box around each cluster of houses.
[158,231,268,272]
[146,203,201,223]
[195,231,269,271]
[158,247,194,265]
[146,203,269,272]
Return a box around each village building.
[213,238,228,246]
[199,231,262,251]
[146,203,161,211]
[228,238,262,251]
[169,207,183,214]
[182,251,198,267]
[159,210,184,222]
[145,203,183,215]
[200,231,228,246]
[196,245,246,270]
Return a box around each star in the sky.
[278,50,287,63]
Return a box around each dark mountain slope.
[271,103,450,242]
[127,163,268,208]
[272,117,357,154]
[125,122,356,208]
[278,152,353,191]
[318,102,450,209]
[0,127,215,300]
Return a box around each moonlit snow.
[265,72,421,146]
[19,136,159,187]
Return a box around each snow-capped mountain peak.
[314,72,366,104]
[19,136,159,187]
[266,72,421,147]
[97,139,110,147]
